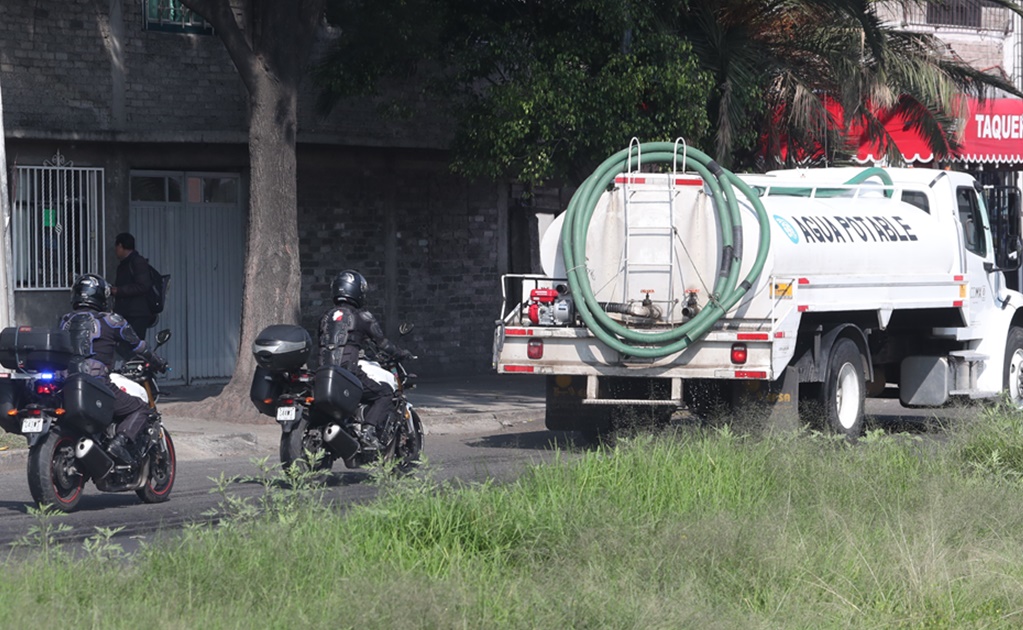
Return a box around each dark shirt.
[113,250,152,319]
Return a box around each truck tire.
[818,337,866,438]
[1003,327,1023,408]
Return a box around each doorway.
[129,171,244,383]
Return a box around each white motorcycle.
[0,327,175,512]
[250,324,424,473]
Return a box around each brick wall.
[0,0,246,138]
[0,1,500,376]
[297,151,505,374]
[0,0,451,148]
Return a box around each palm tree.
[682,0,1023,169]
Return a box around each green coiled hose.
[561,142,772,358]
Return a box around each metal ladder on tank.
[620,138,682,324]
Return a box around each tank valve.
[681,290,700,319]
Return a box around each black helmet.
[331,270,368,307]
[71,273,110,311]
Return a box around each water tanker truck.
[492,140,1023,437]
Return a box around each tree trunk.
[206,68,303,422]
[173,0,322,422]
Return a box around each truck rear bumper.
[493,325,777,381]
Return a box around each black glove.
[398,349,415,362]
[148,355,168,374]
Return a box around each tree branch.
[177,0,260,92]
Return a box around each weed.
[81,527,127,562]
[10,503,71,560]
[208,452,329,528]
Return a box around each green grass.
[0,430,24,451]
[4,411,1023,628]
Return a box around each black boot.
[362,425,381,451]
[107,434,133,464]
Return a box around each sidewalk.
[0,373,548,469]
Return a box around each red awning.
[853,97,1023,165]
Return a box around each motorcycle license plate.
[276,406,297,422]
[21,417,43,433]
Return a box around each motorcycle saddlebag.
[252,325,312,372]
[0,378,23,434]
[62,373,116,434]
[0,327,74,372]
[312,365,363,420]
[250,366,285,417]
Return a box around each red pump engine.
[527,287,574,326]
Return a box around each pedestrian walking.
[110,232,155,340]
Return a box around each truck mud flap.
[727,366,800,432]
[544,375,612,433]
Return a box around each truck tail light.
[527,338,544,360]
[731,343,747,365]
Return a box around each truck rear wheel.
[1003,327,1023,408]
[818,337,866,438]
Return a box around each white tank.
[540,170,960,322]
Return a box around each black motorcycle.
[250,324,424,473]
[0,327,175,512]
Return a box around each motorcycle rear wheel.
[27,431,85,512]
[280,414,333,472]
[136,430,176,503]
[384,408,424,473]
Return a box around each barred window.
[926,0,999,28]
[143,0,212,34]
[12,155,106,291]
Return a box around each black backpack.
[147,263,170,314]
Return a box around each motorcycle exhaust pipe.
[323,423,360,460]
[75,438,114,479]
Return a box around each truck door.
[985,185,1023,292]
[957,184,994,328]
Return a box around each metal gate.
[130,171,244,384]
[12,152,105,290]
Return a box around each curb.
[418,408,542,436]
[0,448,26,473]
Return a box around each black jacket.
[113,250,152,319]
[59,309,151,377]
[318,303,404,369]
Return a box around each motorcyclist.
[60,274,165,464]
[318,270,413,450]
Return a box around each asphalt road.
[0,416,575,553]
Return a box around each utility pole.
[0,75,14,328]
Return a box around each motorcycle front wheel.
[137,429,176,503]
[280,414,333,472]
[27,431,86,512]
[385,408,424,473]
